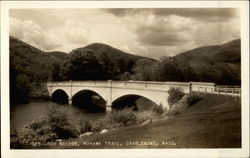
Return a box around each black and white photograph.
[1,1,249,158]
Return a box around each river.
[10,97,156,129]
[10,101,106,129]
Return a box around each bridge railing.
[113,81,192,93]
[193,85,241,97]
[47,80,216,94]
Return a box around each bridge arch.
[51,89,69,104]
[72,89,106,112]
[111,93,160,111]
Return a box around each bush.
[109,108,137,126]
[89,108,138,131]
[89,108,139,132]
[45,105,79,139]
[167,87,185,106]
[10,127,22,148]
[152,104,165,115]
[185,93,202,106]
[91,120,106,132]
[11,105,78,147]
[78,118,92,133]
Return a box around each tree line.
[51,48,241,85]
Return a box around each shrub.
[92,108,155,130]
[78,118,92,133]
[45,105,79,139]
[91,120,106,132]
[185,93,202,106]
[167,87,184,106]
[11,104,78,147]
[152,104,165,115]
[10,127,22,148]
[109,108,137,127]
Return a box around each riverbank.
[28,94,241,149]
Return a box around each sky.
[9,8,240,59]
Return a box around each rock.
[140,119,152,126]
[79,132,93,137]
[100,129,109,134]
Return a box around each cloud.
[151,8,237,22]
[10,9,240,59]
[136,26,188,46]
[134,15,192,46]
[104,8,141,17]
[64,20,89,44]
[22,20,46,47]
[45,19,90,51]
[111,8,240,58]
[10,17,90,52]
[9,17,24,39]
[191,18,240,46]
[10,18,46,49]
[105,8,237,22]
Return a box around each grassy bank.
[27,94,241,149]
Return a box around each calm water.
[10,101,106,129]
[10,98,156,129]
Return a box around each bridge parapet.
[47,80,194,93]
[47,80,215,92]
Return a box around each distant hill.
[10,36,64,104]
[70,42,153,65]
[174,39,240,67]
[9,36,64,79]
[174,39,241,85]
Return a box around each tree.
[67,49,104,80]
[155,57,183,81]
[51,63,61,81]
[99,52,119,80]
[132,59,154,81]
[175,58,197,82]
[119,72,131,81]
[59,60,71,81]
[212,63,240,85]
[118,58,126,73]
[126,59,135,73]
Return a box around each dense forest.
[10,36,66,104]
[9,36,241,105]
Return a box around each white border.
[1,1,249,158]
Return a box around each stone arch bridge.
[46,80,215,112]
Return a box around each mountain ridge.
[174,39,240,68]
[10,36,240,63]
[69,42,154,64]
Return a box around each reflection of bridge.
[46,81,215,112]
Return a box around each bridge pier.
[68,98,72,105]
[106,105,112,113]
